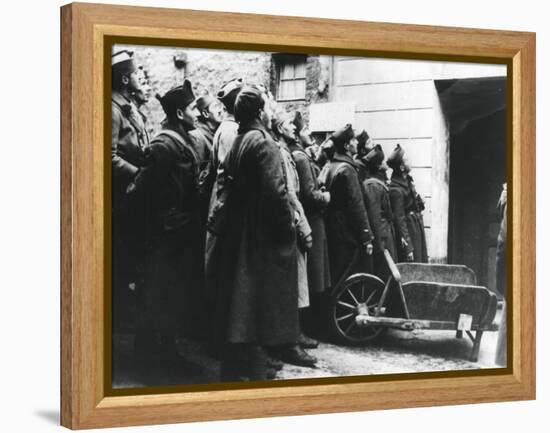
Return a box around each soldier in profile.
[190,94,222,171]
[111,50,150,333]
[361,144,397,280]
[387,144,428,263]
[128,80,203,380]
[324,124,374,285]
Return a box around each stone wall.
[114,44,329,136]
[269,55,331,126]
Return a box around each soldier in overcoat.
[127,81,203,375]
[496,183,507,297]
[272,111,318,365]
[361,144,398,280]
[111,50,150,332]
[324,124,374,288]
[288,114,331,295]
[287,112,331,337]
[190,94,222,171]
[387,144,428,263]
[211,78,244,169]
[207,86,299,381]
[495,183,507,366]
[204,79,244,288]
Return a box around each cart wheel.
[329,273,386,345]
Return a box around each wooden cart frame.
[330,250,500,362]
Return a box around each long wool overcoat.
[324,153,374,289]
[129,124,202,332]
[362,175,398,280]
[111,91,150,332]
[288,142,331,294]
[208,119,299,346]
[388,175,428,263]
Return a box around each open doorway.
[435,77,507,293]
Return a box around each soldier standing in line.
[208,86,300,381]
[190,94,222,172]
[111,50,150,332]
[272,111,318,366]
[211,78,244,170]
[204,78,244,310]
[324,124,374,288]
[127,80,203,380]
[132,66,152,110]
[288,112,332,338]
[189,94,223,282]
[387,144,428,263]
[495,183,507,366]
[361,144,398,281]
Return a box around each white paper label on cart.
[457,314,473,331]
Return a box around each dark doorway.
[436,77,507,293]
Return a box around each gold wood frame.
[61,2,535,429]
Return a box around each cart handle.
[384,249,401,283]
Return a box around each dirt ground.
[112,309,503,388]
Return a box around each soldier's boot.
[277,344,317,368]
[298,331,319,349]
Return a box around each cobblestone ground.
[277,327,500,380]
[112,310,503,388]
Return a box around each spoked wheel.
[329,273,386,345]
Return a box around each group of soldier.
[111,50,428,383]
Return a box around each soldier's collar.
[333,152,357,167]
[112,92,136,117]
[390,175,409,188]
[238,118,268,135]
[112,91,133,107]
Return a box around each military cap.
[293,111,305,134]
[364,144,387,169]
[321,137,336,159]
[112,50,137,76]
[386,143,405,169]
[156,80,196,116]
[195,94,217,113]
[272,110,293,134]
[234,85,265,123]
[331,124,355,148]
[217,77,244,107]
[356,129,373,154]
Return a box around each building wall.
[270,55,330,125]
[114,44,326,136]
[115,44,272,137]
[330,57,506,262]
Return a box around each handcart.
[329,250,500,362]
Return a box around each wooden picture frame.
[60,2,535,429]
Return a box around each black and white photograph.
[110,43,508,389]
